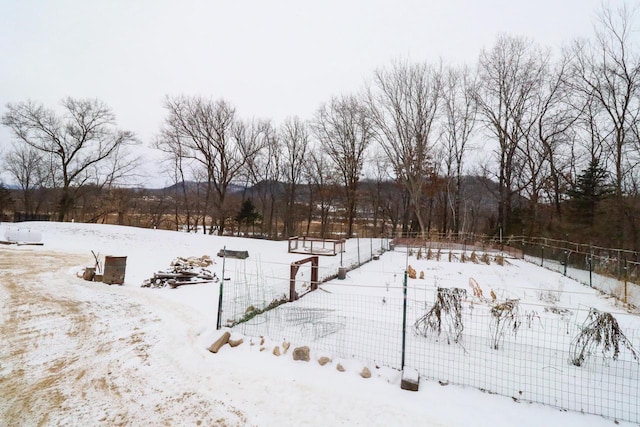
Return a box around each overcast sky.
[0,0,629,187]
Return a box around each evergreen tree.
[236,199,262,234]
[567,159,611,225]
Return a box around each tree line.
[1,4,640,250]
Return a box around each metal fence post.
[216,246,226,330]
[401,270,408,370]
[588,252,593,288]
[624,257,628,304]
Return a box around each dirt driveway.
[0,247,246,426]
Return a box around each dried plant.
[480,253,490,265]
[570,308,640,367]
[470,251,479,263]
[407,265,417,279]
[414,287,467,344]
[469,277,484,299]
[489,298,521,350]
[494,254,505,266]
[427,247,434,260]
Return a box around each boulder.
[318,356,331,366]
[360,367,372,378]
[292,346,310,361]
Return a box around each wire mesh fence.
[521,237,640,306]
[217,237,392,328]
[219,240,640,423]
[386,231,639,306]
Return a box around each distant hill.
[160,181,246,194]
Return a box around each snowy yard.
[1,222,638,426]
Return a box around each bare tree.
[439,64,478,234]
[280,116,309,237]
[512,55,582,235]
[361,152,393,236]
[303,147,338,238]
[567,3,640,246]
[475,35,548,235]
[158,96,264,235]
[241,120,279,237]
[4,144,51,215]
[534,55,580,223]
[154,125,194,231]
[367,61,443,235]
[312,95,374,237]
[2,97,138,221]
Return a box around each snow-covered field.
[1,221,638,426]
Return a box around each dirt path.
[0,247,246,426]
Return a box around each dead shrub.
[490,299,521,350]
[414,287,467,344]
[570,308,639,367]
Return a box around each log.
[208,331,231,353]
[169,279,215,288]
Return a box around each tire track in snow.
[0,247,247,426]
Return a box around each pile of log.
[141,255,219,289]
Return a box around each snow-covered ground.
[1,221,638,426]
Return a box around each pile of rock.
[141,255,218,288]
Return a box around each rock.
[228,338,244,347]
[207,331,230,353]
[360,367,372,378]
[419,271,424,279]
[292,346,310,361]
[273,346,281,356]
[318,356,331,366]
[336,363,345,372]
[260,337,265,346]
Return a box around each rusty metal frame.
[289,256,319,301]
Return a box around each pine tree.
[567,159,611,225]
[236,199,262,234]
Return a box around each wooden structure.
[103,256,127,285]
[288,236,345,256]
[217,249,249,259]
[289,256,319,301]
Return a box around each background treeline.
[1,4,640,251]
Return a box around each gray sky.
[0,0,623,187]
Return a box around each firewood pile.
[141,255,219,289]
